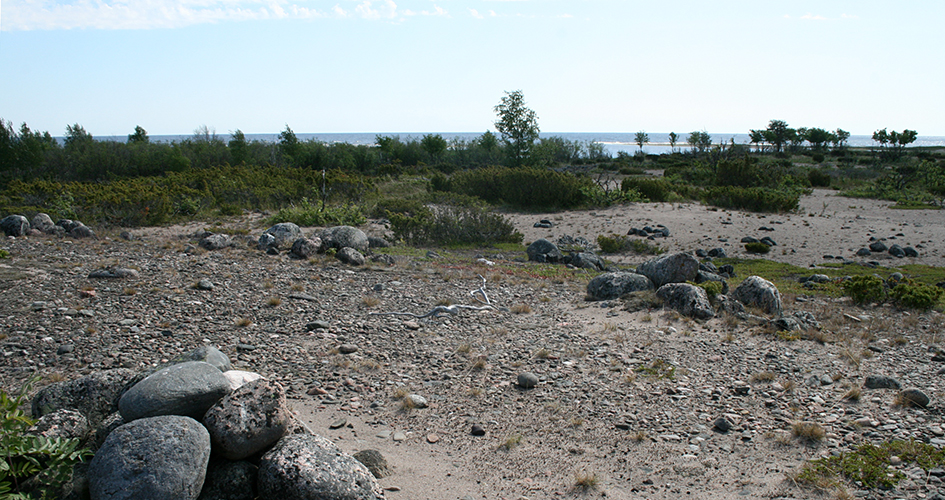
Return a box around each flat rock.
[118,361,231,422]
[636,252,699,288]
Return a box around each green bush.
[596,234,663,255]
[811,153,826,163]
[620,177,673,202]
[744,242,771,254]
[0,249,9,259]
[890,281,943,310]
[842,275,887,305]
[447,166,593,210]
[267,198,366,227]
[389,204,523,246]
[1,379,92,499]
[702,186,801,213]
[694,280,723,302]
[808,169,831,187]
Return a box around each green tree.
[494,90,540,167]
[668,132,678,153]
[479,130,498,151]
[128,125,149,144]
[749,129,766,153]
[421,133,447,162]
[634,131,649,151]
[804,127,832,151]
[229,129,249,165]
[872,128,889,148]
[64,123,92,149]
[279,124,301,162]
[765,120,789,154]
[687,131,712,153]
[833,128,850,150]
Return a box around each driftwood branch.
[369,274,507,319]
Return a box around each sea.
[96,132,945,158]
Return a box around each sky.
[1,0,943,138]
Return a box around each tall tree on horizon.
[494,90,540,167]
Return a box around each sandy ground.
[505,189,945,269]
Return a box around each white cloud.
[841,13,859,20]
[469,8,483,19]
[1,0,449,30]
[800,13,827,21]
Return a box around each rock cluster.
[31,347,382,500]
[1,213,94,238]
[196,223,374,266]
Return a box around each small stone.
[470,425,486,436]
[517,372,539,389]
[713,417,733,433]
[338,344,358,355]
[57,344,75,355]
[404,321,421,330]
[392,431,406,442]
[196,279,214,291]
[426,434,439,443]
[329,419,347,429]
[405,394,428,409]
[898,388,931,408]
[305,321,330,331]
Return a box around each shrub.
[695,280,724,302]
[808,169,831,187]
[1,378,92,498]
[389,204,523,246]
[447,166,593,210]
[596,234,664,255]
[745,242,771,254]
[267,198,366,227]
[890,280,943,310]
[811,153,826,163]
[620,177,673,202]
[0,249,9,259]
[702,186,801,213]
[842,275,886,305]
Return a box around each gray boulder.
[898,388,930,408]
[336,247,365,266]
[257,233,277,250]
[290,237,321,259]
[320,226,369,253]
[1,214,30,236]
[526,239,563,263]
[855,247,872,257]
[259,223,301,250]
[769,311,820,332]
[656,283,714,320]
[70,223,94,238]
[198,460,257,500]
[864,375,901,390]
[636,252,699,288]
[567,252,604,271]
[199,234,232,251]
[352,450,391,479]
[203,379,291,461]
[56,219,80,233]
[27,409,90,443]
[118,361,230,422]
[88,267,139,279]
[32,368,141,427]
[888,244,905,258]
[731,275,782,316]
[169,346,233,372]
[257,434,383,500]
[89,415,211,500]
[695,270,729,294]
[367,236,390,248]
[904,246,919,257]
[586,272,654,301]
[31,213,58,234]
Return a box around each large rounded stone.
[731,275,782,316]
[290,237,320,259]
[1,214,30,237]
[258,434,383,500]
[319,226,369,253]
[336,246,365,266]
[169,346,233,372]
[656,283,715,320]
[260,223,301,250]
[586,272,654,301]
[636,252,699,288]
[32,368,141,428]
[89,415,211,500]
[203,379,291,460]
[30,213,57,234]
[526,239,563,263]
[199,234,232,251]
[197,459,257,500]
[118,361,230,422]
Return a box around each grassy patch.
[795,440,945,490]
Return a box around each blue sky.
[1,0,943,137]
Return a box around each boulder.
[566,252,604,271]
[655,283,714,320]
[257,434,383,500]
[57,219,80,233]
[707,248,727,258]
[898,388,931,408]
[203,379,291,461]
[32,368,141,427]
[170,346,233,372]
[290,237,321,259]
[769,311,820,332]
[27,408,90,443]
[70,223,94,238]
[636,252,699,288]
[30,213,57,234]
[1,214,30,236]
[759,236,777,247]
[89,415,211,500]
[259,223,301,250]
[526,239,563,263]
[586,272,654,301]
[336,247,365,266]
[352,450,391,479]
[319,226,369,253]
[222,370,264,391]
[868,240,887,253]
[257,233,277,251]
[198,460,258,500]
[863,375,901,390]
[888,244,905,258]
[367,236,390,248]
[731,275,782,316]
[118,361,230,422]
[855,247,871,257]
[904,246,919,257]
[88,267,139,279]
[199,234,232,251]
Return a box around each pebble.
[426,434,439,443]
[329,419,347,429]
[392,432,407,442]
[517,372,539,389]
[470,425,486,436]
[338,344,359,354]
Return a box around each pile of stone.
[197,223,390,267]
[585,251,797,327]
[525,238,607,271]
[1,213,94,238]
[29,346,383,500]
[627,224,670,239]
[855,237,919,259]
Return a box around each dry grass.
[470,356,487,371]
[263,280,275,290]
[290,282,305,292]
[455,343,472,355]
[435,298,453,306]
[573,472,600,491]
[842,387,861,402]
[499,434,523,450]
[122,287,137,296]
[236,317,252,327]
[362,295,380,307]
[792,421,826,444]
[750,371,776,383]
[534,348,552,359]
[266,296,282,307]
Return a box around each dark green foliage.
[1,378,92,499]
[890,280,943,310]
[696,280,723,302]
[703,186,801,213]
[744,242,771,254]
[620,177,674,202]
[842,275,886,305]
[389,203,522,247]
[447,166,594,210]
[808,169,831,187]
[268,198,366,227]
[0,249,9,259]
[596,234,663,255]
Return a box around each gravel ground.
[2,199,945,499]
